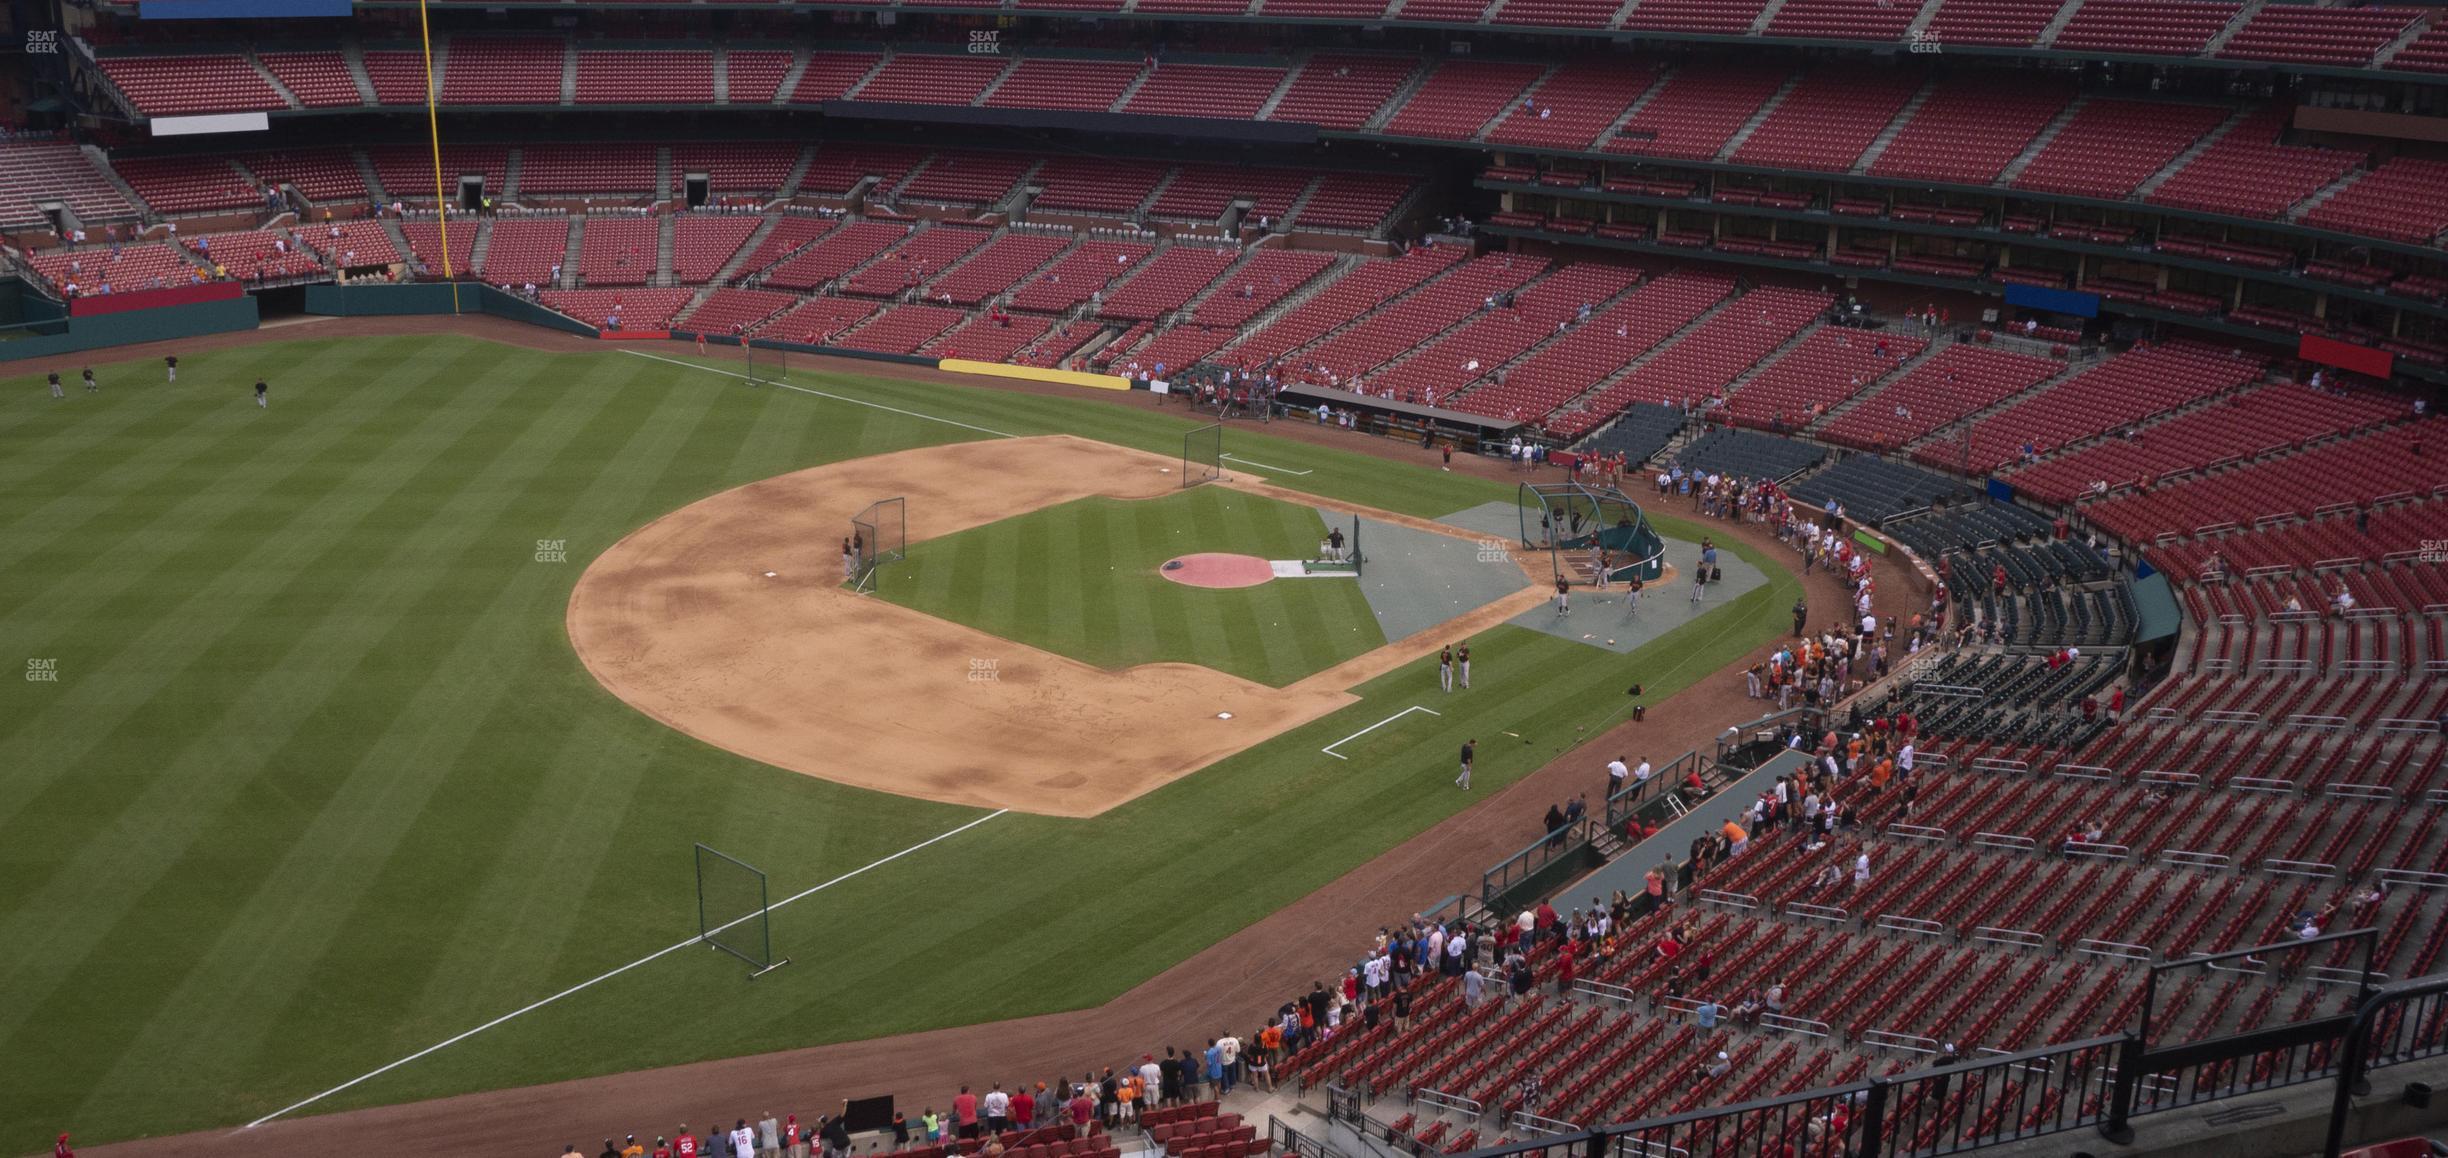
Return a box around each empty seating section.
[1383,60,1548,140]
[576,216,657,286]
[518,145,656,196]
[575,51,715,104]
[2051,0,2241,55]
[982,59,1143,111]
[310,220,400,268]
[1731,70,1923,172]
[1766,0,1923,40]
[1032,158,1168,215]
[26,243,194,294]
[726,50,796,104]
[1620,0,1769,33]
[1006,241,1153,312]
[670,142,800,197]
[1266,55,1416,129]
[1788,454,1970,521]
[790,52,885,103]
[2085,421,2448,542]
[1486,63,1654,151]
[2219,5,2421,66]
[670,216,761,283]
[1122,65,1287,120]
[362,51,433,105]
[260,52,364,108]
[188,230,323,280]
[1259,0,1395,15]
[1936,342,2264,473]
[2147,502,2447,575]
[1573,403,1685,466]
[2393,26,2448,72]
[851,55,1010,105]
[1395,0,1494,21]
[1870,82,2073,184]
[1150,166,1310,223]
[239,149,366,203]
[113,155,260,215]
[728,215,837,279]
[800,144,925,196]
[1097,246,1237,321]
[753,296,879,344]
[927,233,1069,305]
[2148,106,2361,220]
[480,216,571,284]
[900,152,1034,206]
[2301,159,2448,245]
[2008,382,2404,506]
[539,288,692,329]
[1391,262,1639,398]
[842,225,989,297]
[400,221,477,274]
[838,303,968,353]
[99,55,286,116]
[1922,0,2063,45]
[1724,327,1926,430]
[1818,345,2062,452]
[678,287,800,335]
[2011,99,2230,199]
[1137,249,1338,370]
[1673,428,1827,480]
[0,142,137,230]
[1295,172,1414,231]
[1454,269,1732,425]
[1605,67,1788,161]
[1299,253,1544,381]
[1580,287,1830,423]
[1136,0,1256,12]
[924,312,1054,362]
[1490,0,1623,29]
[763,221,908,290]
[439,38,564,104]
[370,145,508,204]
[1233,247,1463,366]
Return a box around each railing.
[1271,1115,1346,1158]
[1483,817,1608,915]
[1603,748,1704,832]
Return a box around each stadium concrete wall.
[0,289,257,361]
[302,283,599,337]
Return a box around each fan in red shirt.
[55,1134,73,1158]
[675,1127,700,1158]
[1011,1087,1036,1130]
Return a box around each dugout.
[1274,383,1527,452]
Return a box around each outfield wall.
[0,287,258,361]
[302,283,598,336]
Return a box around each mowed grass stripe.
[72,353,666,1119]
[0,339,507,847]
[6,349,622,1124]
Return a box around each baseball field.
[0,333,1797,1145]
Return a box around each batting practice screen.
[1183,423,1224,488]
[852,496,907,592]
[693,843,777,973]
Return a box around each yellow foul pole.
[417,0,459,312]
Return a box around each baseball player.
[1593,547,1611,593]
[164,354,178,383]
[1455,739,1475,790]
[47,370,63,400]
[254,377,268,408]
[1625,576,1643,616]
[1554,574,1570,616]
[1438,645,1454,693]
[81,366,97,393]
[1458,642,1472,689]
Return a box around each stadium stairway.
[2133,104,2253,199]
[1996,95,2088,184]
[1712,74,1803,161]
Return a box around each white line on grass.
[1220,453,1311,476]
[1321,705,1442,760]
[243,808,1011,1130]
[620,348,1020,440]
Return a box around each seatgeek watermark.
[26,658,59,682]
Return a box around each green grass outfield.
[0,336,1795,1144]
[879,488,1384,687]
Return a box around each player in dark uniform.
[1455,739,1475,790]
[47,371,63,400]
[1458,642,1472,689]
[1554,574,1570,616]
[165,354,178,383]
[254,378,268,409]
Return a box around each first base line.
[242,808,1011,1130]
[621,348,1021,440]
[1220,453,1311,476]
[1321,705,1443,760]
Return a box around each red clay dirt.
[1159,553,1279,589]
[79,328,1928,1158]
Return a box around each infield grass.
[0,336,1794,1144]
[879,488,1385,687]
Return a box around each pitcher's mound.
[1161,553,1274,589]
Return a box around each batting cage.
[1182,423,1224,488]
[694,842,789,978]
[851,496,906,593]
[1520,481,1664,586]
